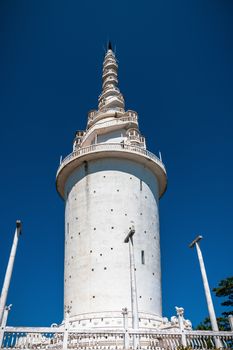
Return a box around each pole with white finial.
[189,235,222,348]
[0,221,22,326]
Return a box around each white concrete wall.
[97,129,125,143]
[64,157,162,326]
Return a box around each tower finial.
[108,41,113,51]
[98,44,125,112]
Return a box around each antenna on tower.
[108,40,113,50]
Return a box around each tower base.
[63,311,164,330]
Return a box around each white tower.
[56,44,167,329]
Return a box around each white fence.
[1,327,233,349]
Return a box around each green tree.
[213,276,233,318]
[196,276,233,331]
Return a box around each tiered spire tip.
[98,42,125,111]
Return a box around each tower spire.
[98,44,125,111]
[107,40,112,51]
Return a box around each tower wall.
[56,46,167,330]
[64,157,162,326]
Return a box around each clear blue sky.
[0,0,232,328]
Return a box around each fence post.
[63,320,69,350]
[176,307,187,347]
[0,305,12,348]
[122,308,129,350]
[63,306,71,350]
[228,315,233,332]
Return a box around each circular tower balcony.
[56,143,167,199]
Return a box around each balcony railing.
[1,327,233,349]
[57,143,166,177]
[87,108,125,126]
[80,115,138,145]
